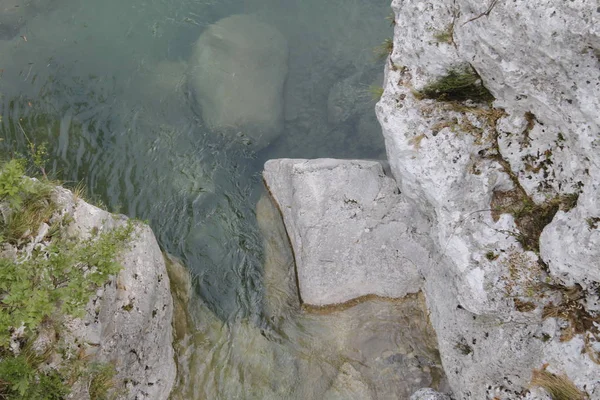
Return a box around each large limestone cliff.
[376,0,600,399]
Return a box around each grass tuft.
[369,85,385,101]
[530,368,587,400]
[418,66,494,103]
[374,38,394,60]
[89,362,117,400]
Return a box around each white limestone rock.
[52,187,176,400]
[188,14,288,150]
[375,0,600,398]
[410,388,451,400]
[263,158,428,306]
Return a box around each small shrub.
[0,352,68,399]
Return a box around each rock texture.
[188,14,288,150]
[375,0,600,398]
[410,388,451,400]
[52,187,176,400]
[263,158,428,306]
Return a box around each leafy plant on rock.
[0,158,134,399]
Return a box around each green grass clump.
[89,362,117,400]
[0,159,56,243]
[418,66,494,103]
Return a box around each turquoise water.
[0,0,389,320]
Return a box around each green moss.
[418,66,494,103]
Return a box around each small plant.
[530,367,587,400]
[418,66,494,103]
[586,217,600,229]
[369,85,385,101]
[0,159,57,243]
[374,38,394,60]
[88,362,117,400]
[485,251,498,261]
[0,347,69,399]
[385,11,395,26]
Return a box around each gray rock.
[410,388,451,400]
[52,187,176,400]
[263,158,428,307]
[188,14,288,150]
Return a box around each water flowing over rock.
[188,14,288,150]
[263,158,428,307]
[375,0,600,398]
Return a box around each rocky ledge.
[0,180,176,400]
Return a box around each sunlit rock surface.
[263,158,428,306]
[376,0,600,398]
[50,187,176,400]
[188,14,288,150]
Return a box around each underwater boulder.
[189,14,288,150]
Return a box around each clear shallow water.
[0,1,445,398]
[0,0,388,319]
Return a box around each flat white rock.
[263,158,428,306]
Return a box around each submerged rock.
[188,14,288,150]
[263,158,428,307]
